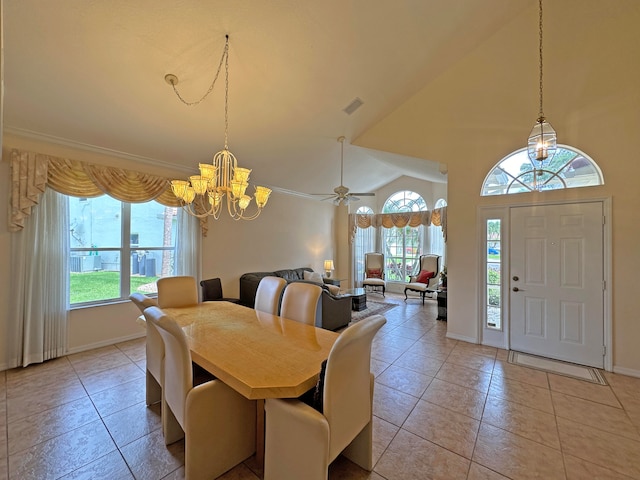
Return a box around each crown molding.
[3,126,193,174]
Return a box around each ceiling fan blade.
[349,192,375,196]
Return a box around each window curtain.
[6,148,204,366]
[348,209,447,244]
[352,225,376,287]
[175,208,201,279]
[8,188,69,367]
[9,148,211,236]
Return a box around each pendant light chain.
[169,35,229,107]
[223,36,229,150]
[538,0,545,120]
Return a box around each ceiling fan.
[312,136,375,206]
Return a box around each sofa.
[239,267,352,331]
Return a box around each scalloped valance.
[8,148,210,235]
[348,208,447,244]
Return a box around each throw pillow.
[327,284,340,295]
[416,269,435,284]
[303,270,323,283]
[366,268,383,279]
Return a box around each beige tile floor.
[1,293,639,479]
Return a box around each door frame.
[477,197,612,371]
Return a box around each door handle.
[512,287,520,292]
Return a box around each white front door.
[509,202,604,367]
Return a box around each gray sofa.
[239,267,352,331]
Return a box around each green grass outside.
[70,271,158,304]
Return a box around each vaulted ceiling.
[3,0,533,197]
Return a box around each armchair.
[144,306,256,479]
[404,254,441,304]
[362,252,385,296]
[264,315,386,480]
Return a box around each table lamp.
[324,260,335,278]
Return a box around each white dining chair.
[254,276,287,315]
[280,282,323,326]
[157,275,199,308]
[129,293,161,405]
[144,306,257,480]
[264,314,386,480]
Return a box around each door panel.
[510,202,604,367]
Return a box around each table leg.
[256,399,265,466]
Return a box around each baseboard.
[612,365,640,379]
[65,332,146,356]
[446,332,478,343]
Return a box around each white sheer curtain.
[352,226,376,287]
[175,208,201,279]
[9,188,69,367]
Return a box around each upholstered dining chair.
[157,275,199,308]
[254,276,288,315]
[280,282,323,326]
[362,252,386,296]
[199,277,240,303]
[129,293,161,406]
[144,306,256,480]
[264,314,387,480]
[404,254,441,304]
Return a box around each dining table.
[162,300,340,466]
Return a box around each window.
[382,191,427,282]
[486,219,502,330]
[481,145,603,196]
[69,196,178,306]
[354,206,375,285]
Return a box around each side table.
[437,290,447,321]
[322,277,343,286]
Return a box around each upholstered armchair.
[129,293,161,406]
[404,254,441,304]
[362,252,385,296]
[144,306,256,480]
[264,315,386,480]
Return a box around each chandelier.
[527,0,557,168]
[166,35,271,220]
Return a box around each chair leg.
[146,370,162,406]
[404,288,409,302]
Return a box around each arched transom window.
[481,145,603,196]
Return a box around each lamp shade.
[324,260,334,271]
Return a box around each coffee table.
[339,288,367,311]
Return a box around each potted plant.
[439,266,447,289]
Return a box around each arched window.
[430,198,447,267]
[481,145,603,196]
[353,206,375,286]
[382,191,428,282]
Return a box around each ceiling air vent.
[343,97,364,115]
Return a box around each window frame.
[381,191,428,283]
[69,197,178,308]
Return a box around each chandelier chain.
[170,35,229,107]
[538,0,544,120]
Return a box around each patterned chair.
[404,254,441,304]
[362,252,385,296]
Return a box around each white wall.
[357,0,640,374]
[0,137,337,366]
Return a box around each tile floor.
[1,293,639,479]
